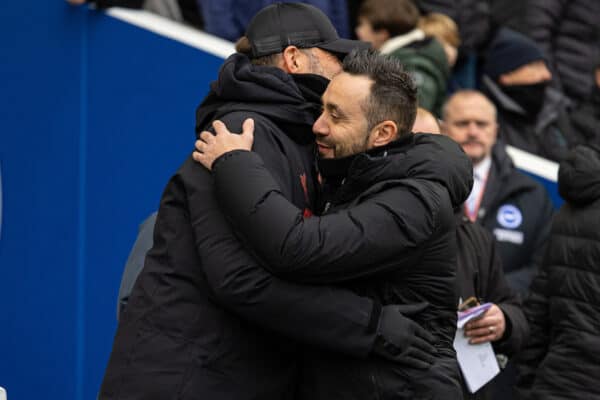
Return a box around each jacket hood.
[195,53,326,137]
[386,36,450,80]
[320,133,473,207]
[558,145,600,205]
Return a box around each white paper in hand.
[453,303,500,393]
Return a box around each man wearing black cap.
[480,28,577,162]
[193,47,470,400]
[99,4,438,400]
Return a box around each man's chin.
[468,153,487,165]
[462,147,484,164]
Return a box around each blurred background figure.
[197,0,350,42]
[516,144,600,400]
[418,12,460,69]
[356,0,449,117]
[414,0,492,90]
[442,90,553,296]
[66,0,204,29]
[412,115,529,400]
[569,62,600,148]
[455,212,528,400]
[412,107,442,134]
[523,0,600,119]
[442,89,553,400]
[481,28,577,161]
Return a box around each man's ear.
[371,120,398,147]
[281,46,305,74]
[375,29,390,45]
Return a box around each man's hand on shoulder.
[193,118,254,170]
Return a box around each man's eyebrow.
[324,101,344,116]
[454,118,490,124]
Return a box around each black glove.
[372,303,437,369]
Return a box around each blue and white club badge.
[497,205,522,229]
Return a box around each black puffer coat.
[474,144,554,296]
[455,213,529,400]
[211,133,473,399]
[515,145,600,400]
[524,0,600,106]
[99,54,381,400]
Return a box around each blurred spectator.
[412,107,442,133]
[66,0,204,29]
[515,144,600,400]
[569,64,600,148]
[412,116,529,400]
[356,0,449,116]
[443,89,553,400]
[523,0,600,113]
[481,28,577,161]
[489,0,528,35]
[414,0,491,59]
[455,214,529,400]
[415,0,492,89]
[418,12,460,68]
[345,0,363,39]
[197,0,350,42]
[442,90,553,297]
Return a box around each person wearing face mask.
[480,28,579,162]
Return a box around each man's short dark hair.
[343,49,418,136]
[358,0,420,37]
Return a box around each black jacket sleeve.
[212,150,441,284]
[483,233,529,356]
[117,212,157,321]
[457,219,529,356]
[182,117,379,358]
[514,260,551,399]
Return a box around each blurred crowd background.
[68,0,600,163]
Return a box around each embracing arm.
[485,237,529,355]
[180,156,435,365]
[210,150,439,283]
[179,156,377,357]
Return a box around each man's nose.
[539,66,552,82]
[466,122,481,135]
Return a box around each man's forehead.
[448,95,495,118]
[324,73,372,101]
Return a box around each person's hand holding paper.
[464,304,506,344]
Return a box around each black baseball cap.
[245,2,369,58]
